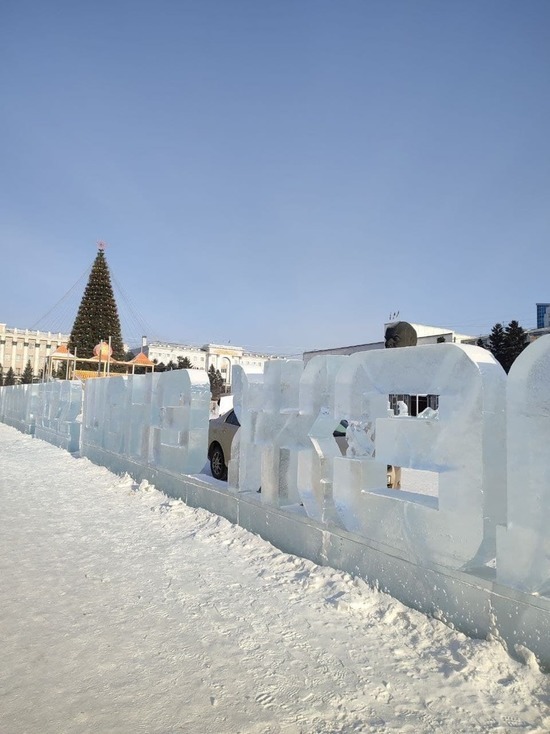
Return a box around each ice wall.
[34,379,83,452]
[0,382,39,435]
[81,369,210,477]
[1,339,550,665]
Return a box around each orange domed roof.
[93,341,113,359]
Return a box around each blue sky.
[1,1,549,355]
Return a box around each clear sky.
[1,1,549,355]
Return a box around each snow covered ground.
[1,423,548,734]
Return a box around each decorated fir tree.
[68,245,125,360]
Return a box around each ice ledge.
[81,443,550,671]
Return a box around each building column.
[33,342,40,376]
[11,339,18,375]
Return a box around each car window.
[225,410,241,427]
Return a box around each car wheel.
[210,443,227,480]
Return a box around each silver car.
[208,409,240,480]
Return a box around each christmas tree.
[68,245,125,360]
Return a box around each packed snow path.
[0,424,548,734]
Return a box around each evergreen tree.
[21,360,34,384]
[68,246,125,360]
[178,356,193,369]
[208,364,225,399]
[488,323,506,370]
[476,338,485,348]
[503,320,527,373]
[436,336,446,343]
[4,367,16,386]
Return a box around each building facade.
[0,324,70,379]
[141,341,277,391]
[536,303,550,329]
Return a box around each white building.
[141,341,278,390]
[303,322,477,363]
[0,324,70,379]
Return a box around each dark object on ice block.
[384,321,418,349]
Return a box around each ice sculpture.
[332,343,506,570]
[35,379,83,452]
[497,334,550,594]
[82,369,210,476]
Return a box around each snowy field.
[0,423,548,734]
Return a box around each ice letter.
[82,369,210,476]
[332,344,506,570]
[229,365,265,492]
[295,355,349,525]
[230,360,303,506]
[150,369,210,474]
[497,335,550,594]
